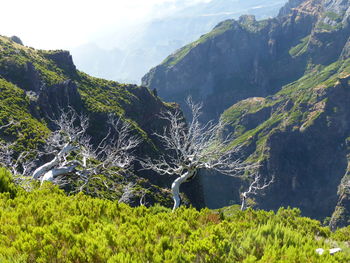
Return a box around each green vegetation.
[315,12,344,32]
[162,44,195,66]
[239,16,269,33]
[0,35,177,205]
[0,171,348,263]
[77,72,133,115]
[0,35,170,143]
[0,77,49,151]
[162,20,236,66]
[289,36,310,57]
[316,21,342,32]
[324,12,343,22]
[0,168,17,198]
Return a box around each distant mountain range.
[70,0,286,84]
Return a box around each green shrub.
[0,167,17,198]
[0,187,348,262]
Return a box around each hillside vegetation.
[0,35,181,206]
[0,168,349,263]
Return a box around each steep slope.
[218,59,350,228]
[0,35,204,206]
[142,0,350,121]
[143,0,350,227]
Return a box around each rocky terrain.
[143,0,350,228]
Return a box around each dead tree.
[240,173,274,211]
[32,109,88,183]
[141,97,256,210]
[0,109,141,193]
[0,121,32,176]
[72,116,141,194]
[118,182,136,204]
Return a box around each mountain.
[70,0,286,84]
[0,35,206,207]
[143,0,350,228]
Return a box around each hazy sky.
[1,0,211,50]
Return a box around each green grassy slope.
[0,77,48,151]
[0,168,349,263]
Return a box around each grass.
[289,35,310,57]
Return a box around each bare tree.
[39,111,142,192]
[32,109,88,183]
[141,98,256,210]
[0,109,141,194]
[118,182,136,204]
[240,173,274,211]
[0,120,32,176]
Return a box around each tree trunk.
[32,144,76,179]
[171,169,195,211]
[40,165,77,185]
[241,196,247,211]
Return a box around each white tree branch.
[142,97,257,210]
[241,173,274,211]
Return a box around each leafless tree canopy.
[141,97,257,210]
[0,109,141,196]
[240,173,274,211]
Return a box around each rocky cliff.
[142,0,350,121]
[143,0,350,227]
[219,61,350,226]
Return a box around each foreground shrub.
[0,167,17,198]
[0,185,348,262]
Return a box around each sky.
[1,0,211,50]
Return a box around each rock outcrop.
[10,36,23,45]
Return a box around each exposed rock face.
[37,80,83,119]
[43,50,76,74]
[263,82,350,219]
[207,67,350,227]
[143,0,350,226]
[278,0,306,17]
[330,178,350,229]
[142,0,350,122]
[10,36,23,45]
[142,0,320,120]
[23,62,43,92]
